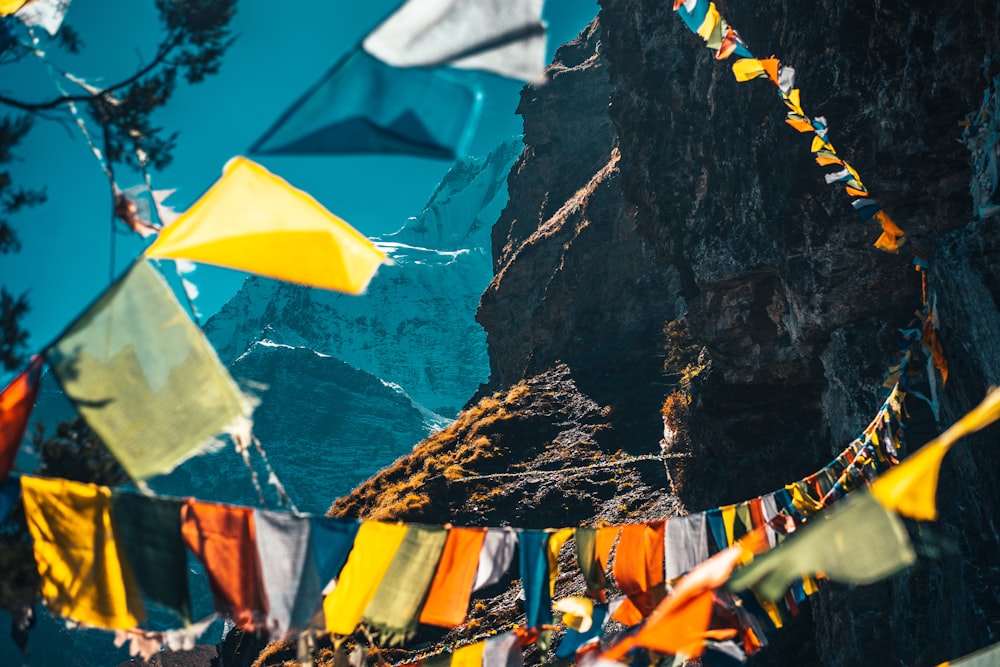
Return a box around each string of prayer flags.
[113,614,217,663]
[250,49,482,160]
[323,520,408,636]
[420,527,488,627]
[0,355,42,480]
[110,493,192,624]
[45,261,252,482]
[145,157,387,294]
[672,0,752,60]
[21,476,145,629]
[180,500,268,631]
[362,0,548,84]
[726,491,917,602]
[937,640,1000,667]
[611,521,666,625]
[871,387,1000,521]
[363,524,448,645]
[689,0,910,253]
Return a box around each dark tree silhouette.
[0,0,238,372]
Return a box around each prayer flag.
[0,1,25,16]
[0,355,42,480]
[472,527,517,591]
[555,603,609,658]
[254,509,326,635]
[872,388,1000,521]
[46,261,250,482]
[15,0,69,34]
[364,524,448,645]
[312,516,361,588]
[181,500,268,630]
[110,493,191,623]
[482,630,526,667]
[575,526,619,596]
[727,492,916,602]
[146,157,386,294]
[323,520,408,635]
[362,0,548,83]
[420,527,488,627]
[518,529,554,629]
[938,641,1000,666]
[611,521,666,625]
[21,476,145,629]
[251,49,482,160]
[665,514,710,582]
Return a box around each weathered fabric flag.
[612,521,666,625]
[46,260,251,482]
[472,527,517,591]
[146,157,386,294]
[518,529,553,629]
[364,524,448,645]
[110,493,191,623]
[323,520,408,636]
[872,387,1000,521]
[21,476,145,629]
[181,500,268,631]
[420,527,488,627]
[665,514,709,582]
[727,492,916,602]
[251,49,481,160]
[0,355,42,480]
[362,0,548,83]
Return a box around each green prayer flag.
[110,492,191,622]
[363,524,448,645]
[46,261,251,481]
[575,528,606,593]
[727,491,916,602]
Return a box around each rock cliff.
[322,2,1000,666]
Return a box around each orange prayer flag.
[595,525,620,568]
[180,500,268,631]
[922,318,949,385]
[611,521,665,624]
[0,356,42,480]
[760,58,779,84]
[815,155,845,167]
[785,117,816,132]
[845,185,869,197]
[875,210,905,237]
[419,527,488,627]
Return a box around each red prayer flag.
[181,500,268,630]
[0,356,43,480]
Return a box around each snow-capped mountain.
[204,137,522,416]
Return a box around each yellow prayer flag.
[555,596,595,632]
[696,3,720,41]
[872,388,1000,520]
[323,521,407,635]
[450,639,488,667]
[21,476,145,629]
[146,157,387,294]
[721,504,736,546]
[732,58,768,82]
[0,0,24,15]
[547,528,574,596]
[810,135,834,153]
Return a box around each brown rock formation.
[253,2,1000,665]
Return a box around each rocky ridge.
[314,2,1000,667]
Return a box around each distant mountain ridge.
[204,137,522,416]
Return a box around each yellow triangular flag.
[872,387,1000,520]
[146,157,387,294]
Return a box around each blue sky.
[2,0,599,366]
